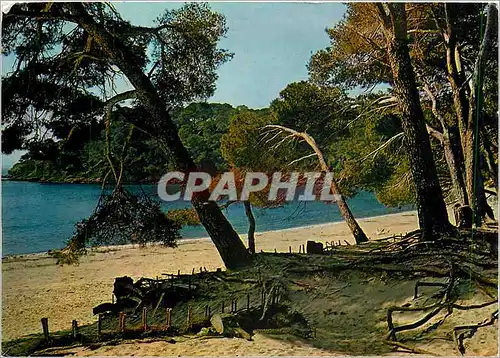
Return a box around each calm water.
[1,180,411,256]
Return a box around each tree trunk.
[72,4,250,269]
[480,128,498,191]
[329,178,369,244]
[423,84,468,207]
[442,3,496,226]
[377,4,452,238]
[442,128,469,206]
[465,4,495,226]
[264,125,369,244]
[243,201,256,254]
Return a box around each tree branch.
[287,153,317,167]
[3,6,79,23]
[426,124,444,143]
[104,90,137,107]
[407,29,440,34]
[422,83,447,130]
[375,3,392,29]
[468,4,495,94]
[263,125,327,169]
[127,23,176,35]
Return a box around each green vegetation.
[7,103,238,183]
[1,3,498,355]
[2,2,497,265]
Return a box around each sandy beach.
[3,210,497,356]
[2,211,421,342]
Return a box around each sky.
[2,1,346,169]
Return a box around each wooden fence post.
[72,320,78,339]
[97,314,102,337]
[142,307,148,332]
[119,312,126,332]
[289,246,292,253]
[41,318,49,341]
[165,308,172,328]
[187,305,192,329]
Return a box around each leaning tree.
[2,2,250,268]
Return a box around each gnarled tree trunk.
[439,3,496,226]
[464,4,496,226]
[243,201,256,254]
[264,125,369,244]
[70,3,250,269]
[376,3,452,238]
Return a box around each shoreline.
[1,210,417,260]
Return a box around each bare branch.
[362,132,405,161]
[287,153,317,167]
[407,29,440,34]
[422,83,446,130]
[263,125,327,170]
[426,124,444,143]
[271,134,295,150]
[104,90,137,107]
[127,23,176,35]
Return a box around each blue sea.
[1,180,412,256]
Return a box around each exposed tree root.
[414,281,448,298]
[373,229,498,355]
[452,310,498,355]
[383,339,440,356]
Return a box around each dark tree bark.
[481,131,498,192]
[438,3,496,226]
[423,85,468,208]
[377,3,452,238]
[465,4,496,226]
[331,181,369,244]
[65,3,251,269]
[243,201,256,254]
